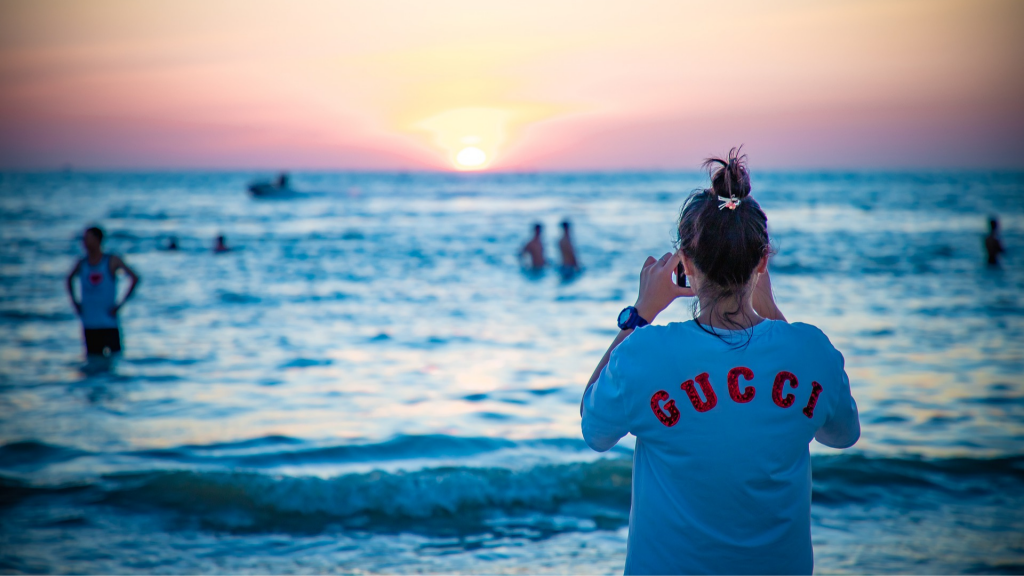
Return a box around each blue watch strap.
[633,308,650,328]
[617,306,649,330]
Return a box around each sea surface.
[1,171,1022,574]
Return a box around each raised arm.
[587,329,632,386]
[586,252,692,388]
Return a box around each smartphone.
[676,262,688,288]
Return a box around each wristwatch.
[617,306,649,330]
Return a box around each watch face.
[618,308,632,326]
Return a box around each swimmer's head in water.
[676,147,771,331]
[83,226,104,251]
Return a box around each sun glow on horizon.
[1,1,1021,169]
[456,146,487,169]
[411,107,511,171]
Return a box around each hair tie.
[717,195,740,210]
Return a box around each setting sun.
[456,146,487,168]
[412,107,509,171]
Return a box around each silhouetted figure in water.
[66,226,140,357]
[986,218,1004,266]
[519,223,545,270]
[559,220,580,274]
[166,236,178,251]
[214,235,230,253]
[276,172,289,188]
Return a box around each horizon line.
[3,165,1024,175]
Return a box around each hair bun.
[703,146,751,200]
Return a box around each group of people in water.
[64,203,1008,363]
[519,219,580,275]
[164,234,230,253]
[65,217,583,358]
[65,229,234,358]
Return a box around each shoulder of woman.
[787,321,846,360]
[612,324,677,360]
[606,329,657,383]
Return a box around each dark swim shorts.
[84,328,121,356]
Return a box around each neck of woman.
[695,291,764,330]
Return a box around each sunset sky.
[1,0,1021,171]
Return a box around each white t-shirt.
[581,319,860,575]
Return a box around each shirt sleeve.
[814,344,861,449]
[581,345,631,452]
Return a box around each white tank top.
[79,254,118,329]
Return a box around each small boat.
[247,182,300,198]
[248,172,303,198]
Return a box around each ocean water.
[1,171,1022,574]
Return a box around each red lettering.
[681,373,718,413]
[727,367,755,403]
[802,381,823,418]
[650,390,680,427]
[772,371,798,408]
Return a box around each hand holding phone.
[676,262,688,288]
[636,252,690,322]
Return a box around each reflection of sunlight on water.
[835,361,1024,458]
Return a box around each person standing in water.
[581,149,859,574]
[213,235,230,253]
[519,223,546,270]
[66,226,140,357]
[558,220,580,274]
[985,217,1005,266]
